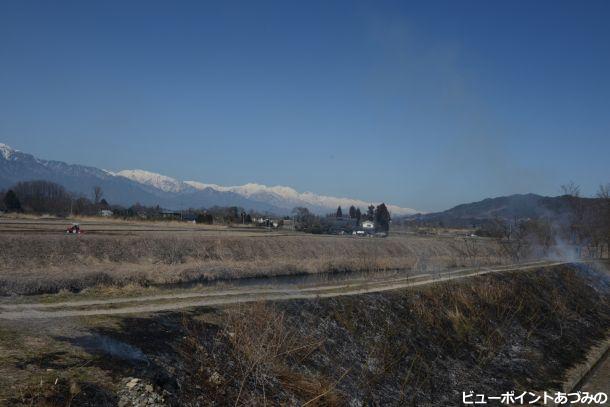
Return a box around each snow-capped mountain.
[118,171,416,215]
[183,181,416,216]
[0,143,170,207]
[0,143,418,215]
[115,169,193,193]
[0,143,17,160]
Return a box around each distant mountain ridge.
[0,143,417,215]
[406,193,578,227]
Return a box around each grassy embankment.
[1,263,608,405]
[0,233,507,295]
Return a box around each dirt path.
[579,351,610,395]
[0,261,565,320]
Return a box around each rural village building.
[361,220,376,234]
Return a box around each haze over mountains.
[406,193,589,228]
[0,143,417,215]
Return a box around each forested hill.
[406,193,602,228]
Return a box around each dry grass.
[0,233,509,295]
[167,264,610,405]
[1,264,607,405]
[274,264,610,403]
[223,303,342,406]
[177,303,342,406]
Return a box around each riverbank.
[1,262,608,405]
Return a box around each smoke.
[72,334,149,364]
[359,10,557,212]
[546,236,580,263]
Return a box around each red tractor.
[66,223,85,234]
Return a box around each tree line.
[1,180,110,216]
[0,180,275,225]
[294,202,391,234]
[2,180,393,236]
[474,182,610,259]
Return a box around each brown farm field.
[0,216,508,296]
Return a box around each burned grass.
[2,263,605,406]
[182,264,609,405]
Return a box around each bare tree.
[560,182,585,246]
[13,180,71,214]
[560,181,580,197]
[597,183,610,200]
[93,186,103,205]
[597,183,610,258]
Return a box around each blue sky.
[1,0,609,212]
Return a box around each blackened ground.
[9,263,610,407]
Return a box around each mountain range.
[405,193,583,227]
[0,143,417,216]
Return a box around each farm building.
[326,217,358,234]
[159,210,181,220]
[361,220,375,233]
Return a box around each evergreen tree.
[3,190,21,212]
[336,206,343,218]
[375,203,391,233]
[367,204,375,220]
[196,212,214,224]
[355,208,362,223]
[348,205,356,219]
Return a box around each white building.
[361,220,375,231]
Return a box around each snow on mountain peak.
[0,145,419,215]
[184,180,230,192]
[117,169,189,193]
[185,180,417,215]
[120,170,418,215]
[0,143,17,160]
[231,183,300,198]
[185,181,299,199]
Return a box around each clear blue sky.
[1,0,609,212]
